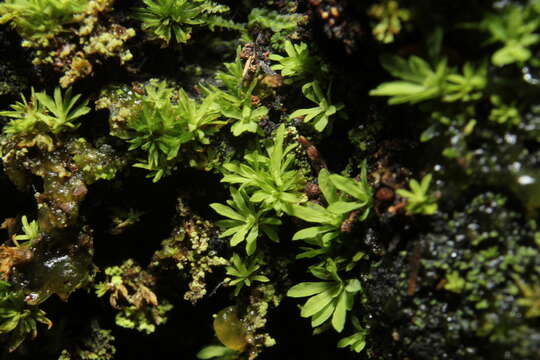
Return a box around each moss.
[95,83,141,139]
[58,24,135,87]
[1,135,124,229]
[58,322,116,360]
[150,198,227,304]
[95,259,172,334]
[0,63,27,97]
[241,283,280,350]
[2,0,135,87]
[364,192,540,359]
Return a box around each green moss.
[364,192,540,359]
[246,7,305,50]
[58,322,115,360]
[0,0,135,87]
[1,134,123,229]
[0,280,52,352]
[367,0,410,44]
[150,198,227,304]
[0,0,87,41]
[0,87,90,136]
[137,0,242,46]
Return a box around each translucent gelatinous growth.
[212,306,247,352]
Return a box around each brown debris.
[0,246,33,279]
[298,136,328,173]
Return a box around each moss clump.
[0,0,135,87]
[95,259,172,334]
[1,135,124,229]
[150,198,227,304]
[364,192,540,359]
[58,321,116,360]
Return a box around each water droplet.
[509,161,522,172]
[504,134,516,144]
[213,306,247,352]
[522,66,540,85]
[518,175,536,185]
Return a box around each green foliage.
[369,55,486,104]
[225,253,270,296]
[247,8,304,49]
[210,188,281,255]
[514,275,540,318]
[197,345,238,360]
[0,87,90,135]
[337,316,367,353]
[443,62,487,102]
[479,4,540,66]
[58,322,116,360]
[287,259,361,332]
[409,193,540,357]
[287,166,372,258]
[113,302,173,334]
[444,271,466,293]
[223,95,268,137]
[35,87,91,133]
[396,174,438,215]
[247,8,300,33]
[328,167,372,208]
[370,55,447,104]
[0,90,42,135]
[13,216,40,247]
[137,0,242,45]
[368,0,411,44]
[269,41,317,80]
[125,82,187,181]
[177,90,224,144]
[125,81,222,182]
[214,50,244,88]
[0,280,52,352]
[203,51,269,136]
[489,96,521,125]
[221,125,306,215]
[0,0,87,40]
[418,108,477,160]
[290,81,345,132]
